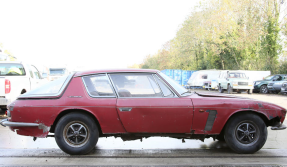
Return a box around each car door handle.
[119,107,132,112]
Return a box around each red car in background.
[1,69,286,155]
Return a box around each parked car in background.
[281,82,287,94]
[267,77,287,93]
[253,74,287,94]
[0,61,47,109]
[49,67,69,81]
[1,69,286,155]
[217,70,253,94]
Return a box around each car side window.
[273,75,280,81]
[83,75,115,97]
[154,75,175,97]
[201,75,207,79]
[31,65,41,79]
[110,73,162,98]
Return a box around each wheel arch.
[219,110,276,135]
[50,109,103,136]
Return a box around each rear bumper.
[202,86,216,89]
[0,98,10,106]
[0,118,40,127]
[281,87,287,93]
[0,118,50,137]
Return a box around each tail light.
[5,79,11,94]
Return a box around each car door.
[274,75,287,91]
[109,73,194,133]
[272,75,283,91]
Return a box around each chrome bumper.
[0,118,40,127]
[271,123,287,130]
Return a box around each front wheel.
[55,112,99,155]
[260,85,268,94]
[227,85,233,94]
[224,113,267,154]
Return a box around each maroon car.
[1,69,286,155]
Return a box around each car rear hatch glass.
[18,73,74,98]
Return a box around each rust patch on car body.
[38,123,50,133]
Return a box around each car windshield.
[50,68,66,75]
[228,72,246,78]
[0,63,26,76]
[19,74,73,98]
[158,72,190,96]
[264,75,274,80]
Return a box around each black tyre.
[218,85,224,93]
[260,85,268,94]
[248,89,252,94]
[224,113,267,154]
[55,112,99,155]
[227,85,233,94]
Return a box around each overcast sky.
[0,0,198,71]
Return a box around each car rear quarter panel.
[10,77,126,137]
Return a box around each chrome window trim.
[109,72,178,99]
[82,74,117,98]
[107,73,119,98]
[153,74,178,98]
[75,71,158,78]
[151,74,164,97]
[156,72,181,97]
[19,74,74,98]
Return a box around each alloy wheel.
[235,122,259,144]
[63,121,90,147]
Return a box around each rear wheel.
[260,85,268,94]
[224,113,267,154]
[218,85,224,93]
[55,112,99,155]
[227,85,233,94]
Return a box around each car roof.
[74,68,159,77]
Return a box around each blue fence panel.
[161,69,174,79]
[173,69,182,85]
[161,69,196,86]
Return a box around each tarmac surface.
[0,90,287,166]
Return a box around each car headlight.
[254,82,261,85]
[248,82,253,86]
